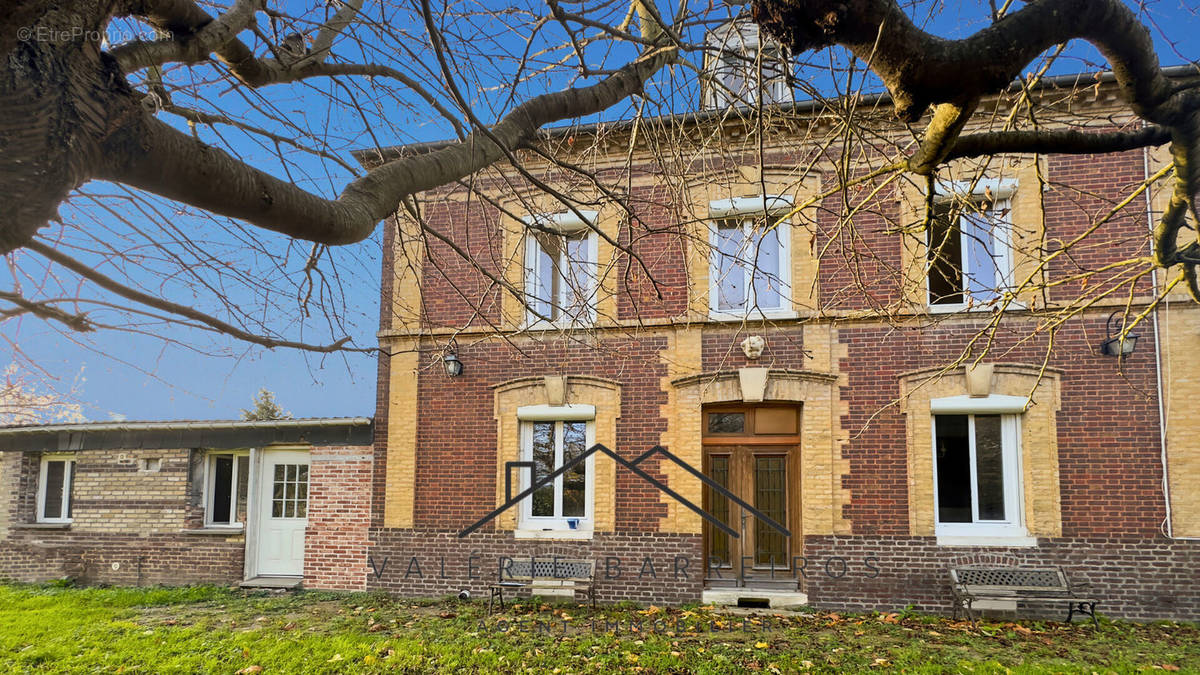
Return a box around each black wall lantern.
[1100,311,1140,357]
[442,339,464,377]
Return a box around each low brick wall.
[801,535,1200,622]
[361,531,1197,620]
[366,529,704,605]
[0,531,244,585]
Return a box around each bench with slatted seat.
[488,558,596,613]
[949,565,1100,626]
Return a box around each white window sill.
[514,528,594,540]
[707,309,797,323]
[927,300,1026,315]
[524,318,596,331]
[184,527,246,536]
[936,534,1038,547]
[13,522,71,530]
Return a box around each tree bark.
[0,1,135,253]
[0,0,675,253]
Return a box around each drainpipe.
[1143,143,1198,540]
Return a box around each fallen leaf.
[235,667,262,675]
[755,641,769,649]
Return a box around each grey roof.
[351,65,1200,166]
[0,417,374,452]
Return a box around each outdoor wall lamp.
[442,339,464,377]
[1100,311,1140,358]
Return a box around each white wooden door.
[255,450,310,576]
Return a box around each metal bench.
[488,558,596,613]
[949,564,1100,626]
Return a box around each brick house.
[3,55,1198,620]
[354,63,1200,620]
[0,418,372,589]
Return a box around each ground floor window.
[933,414,1024,536]
[520,419,593,530]
[206,452,250,527]
[37,454,75,523]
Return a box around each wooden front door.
[702,404,800,585]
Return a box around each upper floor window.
[927,180,1016,309]
[523,211,598,326]
[933,412,1024,539]
[518,405,595,533]
[37,454,75,523]
[709,196,792,318]
[703,20,791,109]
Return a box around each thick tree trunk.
[0,1,137,254]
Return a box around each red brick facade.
[363,105,1200,621]
[304,446,375,591]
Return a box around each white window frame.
[926,178,1019,313]
[703,23,791,110]
[36,454,75,524]
[203,450,251,529]
[930,403,1029,544]
[708,196,794,320]
[516,405,595,535]
[522,211,599,328]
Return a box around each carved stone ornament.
[741,335,766,359]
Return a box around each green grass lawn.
[0,583,1195,673]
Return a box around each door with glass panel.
[255,449,310,576]
[702,405,799,585]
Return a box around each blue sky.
[3,0,1197,422]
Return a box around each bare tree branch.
[97,46,676,248]
[26,240,356,352]
[753,0,1200,299]
[0,290,95,331]
[946,125,1173,160]
[116,0,265,76]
